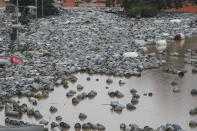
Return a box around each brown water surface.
[0,37,197,131]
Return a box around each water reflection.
[0,37,197,130]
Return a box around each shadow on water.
[0,36,197,130]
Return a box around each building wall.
[60,0,197,11]
[168,1,197,13]
[0,0,197,12]
[60,0,75,7]
[0,0,5,7]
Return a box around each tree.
[106,0,115,7]
[174,0,183,8]
[156,0,167,9]
[123,0,158,17]
[166,0,173,8]
[106,0,110,7]
[122,0,197,17]
[192,0,197,4]
[9,0,59,17]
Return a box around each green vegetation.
[193,0,197,4]
[9,0,59,17]
[106,0,115,7]
[128,4,157,17]
[122,0,196,17]
[123,0,165,17]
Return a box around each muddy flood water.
[1,36,197,131]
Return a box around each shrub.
[128,4,158,17]
[193,0,197,4]
[9,0,59,17]
[128,5,142,17]
[141,5,158,17]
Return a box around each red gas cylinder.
[135,18,140,22]
[189,22,193,28]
